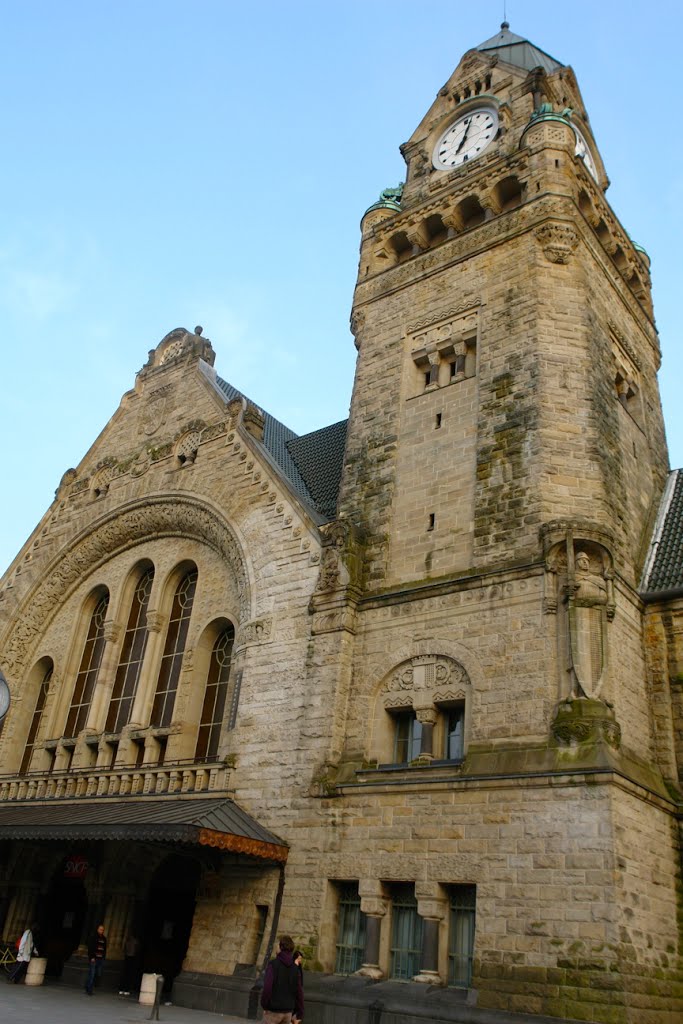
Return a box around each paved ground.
[1,980,247,1024]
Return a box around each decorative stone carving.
[535,222,579,264]
[551,698,622,750]
[138,384,172,436]
[55,468,77,499]
[236,618,272,646]
[542,523,615,701]
[383,655,469,709]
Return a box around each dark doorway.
[38,856,89,977]
[141,853,200,991]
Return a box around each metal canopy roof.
[476,22,563,74]
[0,796,288,862]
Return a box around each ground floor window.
[448,884,476,987]
[390,883,423,980]
[335,882,366,974]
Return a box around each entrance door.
[141,854,200,991]
[39,857,89,977]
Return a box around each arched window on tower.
[195,625,234,760]
[20,660,53,773]
[151,569,198,728]
[65,593,109,738]
[105,567,154,733]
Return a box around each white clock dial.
[573,126,598,181]
[433,107,499,170]
[0,671,10,722]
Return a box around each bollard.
[148,973,165,1021]
[368,1000,384,1024]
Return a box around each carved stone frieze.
[382,655,470,709]
[1,497,249,674]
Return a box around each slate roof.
[476,23,563,74]
[210,371,348,523]
[641,469,683,596]
[0,796,288,860]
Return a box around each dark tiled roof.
[476,23,563,74]
[287,420,348,520]
[212,373,347,522]
[0,796,287,860]
[641,469,683,595]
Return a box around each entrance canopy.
[0,796,288,862]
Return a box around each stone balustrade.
[0,759,231,802]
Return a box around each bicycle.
[0,941,17,976]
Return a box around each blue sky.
[2,0,681,575]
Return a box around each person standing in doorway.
[7,924,37,984]
[118,932,140,996]
[261,935,304,1024]
[84,923,107,995]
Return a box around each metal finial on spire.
[501,20,510,29]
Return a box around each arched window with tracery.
[65,593,109,738]
[20,660,53,773]
[151,569,198,728]
[105,567,154,733]
[195,626,234,760]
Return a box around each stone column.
[413,888,447,985]
[87,620,122,731]
[355,883,387,980]
[451,341,467,382]
[129,611,167,727]
[414,706,437,762]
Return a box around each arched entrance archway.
[142,853,200,991]
[38,854,89,976]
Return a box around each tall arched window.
[151,569,197,728]
[106,567,154,733]
[195,626,234,760]
[20,661,53,773]
[65,593,109,738]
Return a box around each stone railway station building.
[0,23,681,1024]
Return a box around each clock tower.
[340,22,667,592]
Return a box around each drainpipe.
[248,862,286,1019]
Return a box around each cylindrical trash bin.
[25,957,47,987]
[139,972,161,1005]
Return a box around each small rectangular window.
[448,885,476,987]
[390,884,423,980]
[435,413,442,429]
[428,513,435,531]
[335,882,366,975]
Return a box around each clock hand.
[455,118,472,155]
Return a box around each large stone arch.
[0,495,251,680]
[367,637,485,702]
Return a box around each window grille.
[334,883,366,975]
[448,885,476,987]
[65,594,109,737]
[390,884,423,980]
[151,569,197,727]
[106,568,154,733]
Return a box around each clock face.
[0,671,10,722]
[573,126,598,181]
[433,107,499,170]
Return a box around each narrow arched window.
[151,569,197,728]
[20,662,53,773]
[106,567,154,733]
[65,594,109,738]
[195,626,234,760]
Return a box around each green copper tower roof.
[476,22,563,75]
